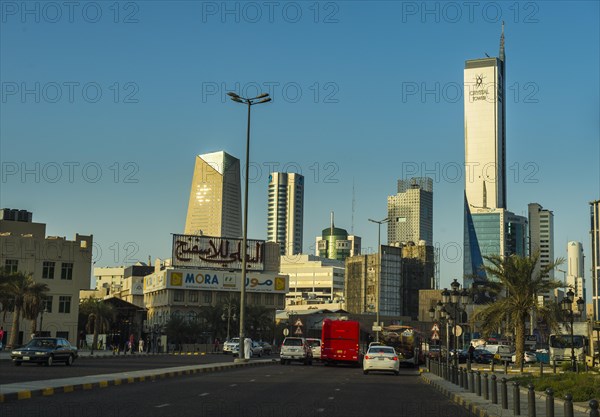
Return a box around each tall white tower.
[566,241,586,319]
[267,172,304,256]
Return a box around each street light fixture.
[560,288,585,372]
[441,279,470,368]
[367,217,391,342]
[227,91,271,362]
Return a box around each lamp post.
[560,289,585,372]
[368,217,391,342]
[227,91,271,362]
[441,279,470,367]
[221,304,237,342]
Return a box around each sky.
[1,1,599,296]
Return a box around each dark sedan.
[11,337,78,366]
[473,348,494,364]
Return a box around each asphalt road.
[0,353,267,384]
[1,363,476,417]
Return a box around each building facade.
[0,209,93,346]
[184,151,242,238]
[280,254,345,305]
[398,242,435,319]
[315,213,361,261]
[591,200,600,321]
[387,177,433,245]
[267,172,304,256]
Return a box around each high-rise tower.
[387,177,433,245]
[591,200,600,321]
[267,172,304,256]
[184,151,242,238]
[528,203,555,302]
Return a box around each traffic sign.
[294,318,304,327]
[283,328,289,336]
[431,323,440,332]
[372,325,382,332]
[431,331,440,341]
[294,327,303,335]
[452,325,463,337]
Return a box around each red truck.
[321,319,362,366]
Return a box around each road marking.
[250,379,256,382]
[230,384,237,387]
[317,408,325,413]
[328,397,334,400]
[155,404,170,408]
[334,388,341,391]
[199,393,210,397]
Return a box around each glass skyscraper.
[267,172,304,256]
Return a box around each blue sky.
[1,1,599,296]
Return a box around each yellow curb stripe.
[18,391,32,400]
[127,377,135,384]
[114,379,122,385]
[139,376,145,382]
[99,381,108,388]
[63,386,74,393]
[42,388,54,396]
[83,383,93,390]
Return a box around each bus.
[321,319,362,366]
[549,334,587,363]
[379,325,425,367]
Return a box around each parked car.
[512,351,537,364]
[493,345,516,364]
[280,337,312,365]
[11,337,78,366]
[306,338,322,360]
[363,345,400,375]
[473,348,494,364]
[250,341,263,357]
[223,338,240,355]
[450,348,469,363]
[258,341,272,355]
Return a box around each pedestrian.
[213,337,220,353]
[129,333,134,354]
[468,344,475,362]
[138,338,144,353]
[0,326,4,350]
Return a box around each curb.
[0,360,276,403]
[421,374,494,417]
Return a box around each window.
[173,290,184,302]
[61,263,74,280]
[189,291,199,303]
[265,293,275,305]
[43,295,53,313]
[58,296,71,313]
[203,292,212,304]
[5,259,18,274]
[42,261,55,279]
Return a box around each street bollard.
[564,394,573,417]
[491,374,498,404]
[491,360,495,372]
[459,368,464,388]
[469,371,475,393]
[453,365,458,385]
[513,381,521,415]
[476,371,482,396]
[483,373,489,400]
[463,368,468,390]
[501,378,508,409]
[528,383,536,417]
[504,360,509,374]
[589,399,599,417]
[545,388,554,417]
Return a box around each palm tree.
[22,286,49,336]
[79,297,116,354]
[245,305,274,341]
[2,272,50,348]
[471,253,563,367]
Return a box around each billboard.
[172,234,265,271]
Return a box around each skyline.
[1,2,598,299]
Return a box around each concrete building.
[315,212,361,261]
[184,151,242,238]
[566,241,586,319]
[464,207,527,287]
[591,200,600,321]
[387,177,433,245]
[267,172,304,256]
[345,245,402,318]
[0,209,93,346]
[280,254,345,305]
[398,242,435,319]
[528,203,555,301]
[463,25,509,286]
[94,266,125,292]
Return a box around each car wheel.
[66,354,74,366]
[46,355,53,367]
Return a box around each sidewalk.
[421,369,595,417]
[0,357,276,403]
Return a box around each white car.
[363,345,400,375]
[512,351,537,363]
[306,338,322,360]
[223,338,240,355]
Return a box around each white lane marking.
[317,408,325,413]
[199,393,210,397]
[334,388,341,391]
[250,379,256,382]
[328,397,334,400]
[230,384,237,387]
[155,404,170,408]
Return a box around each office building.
[528,203,555,301]
[387,177,433,245]
[591,200,600,320]
[267,172,304,256]
[566,241,586,318]
[315,212,361,261]
[280,254,345,304]
[0,209,93,346]
[184,151,242,238]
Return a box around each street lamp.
[227,91,271,362]
[367,217,391,342]
[560,288,585,372]
[441,279,470,367]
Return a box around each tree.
[245,305,274,341]
[471,253,563,367]
[79,297,116,354]
[1,271,50,348]
[22,285,49,336]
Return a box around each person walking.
[129,334,135,354]
[138,338,145,353]
[213,337,220,353]
[0,326,5,351]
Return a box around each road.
[0,353,264,384]
[1,363,476,417]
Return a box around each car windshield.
[228,338,239,343]
[368,347,395,354]
[306,340,320,347]
[29,339,56,348]
[284,339,303,346]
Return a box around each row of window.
[171,290,278,305]
[4,259,74,280]
[39,295,72,314]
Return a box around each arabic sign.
[172,234,265,271]
[144,268,288,293]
